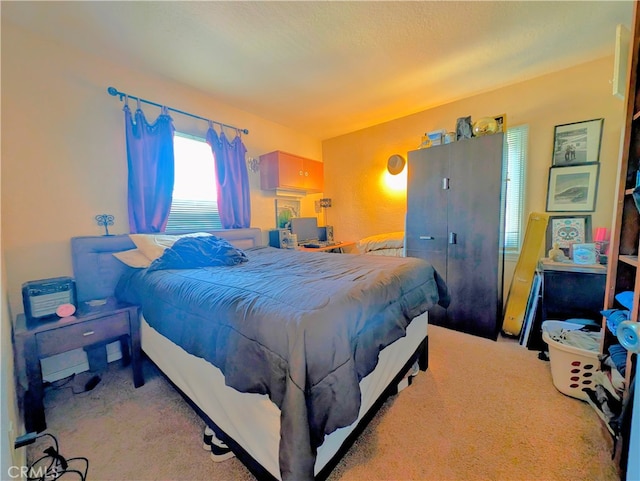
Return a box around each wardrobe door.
[447,134,505,339]
[406,146,449,325]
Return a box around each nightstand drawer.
[36,312,130,357]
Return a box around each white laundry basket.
[541,321,600,401]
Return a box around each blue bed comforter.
[115,243,448,480]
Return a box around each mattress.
[141,310,429,479]
[115,244,448,479]
[70,231,448,480]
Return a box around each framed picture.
[493,113,507,133]
[572,243,598,265]
[551,118,604,166]
[546,162,600,212]
[546,215,592,254]
[456,116,473,140]
[275,199,300,228]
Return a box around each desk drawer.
[36,313,129,357]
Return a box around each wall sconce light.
[387,154,406,175]
[247,157,260,173]
[95,214,114,236]
[318,198,332,224]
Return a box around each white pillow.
[129,232,212,262]
[113,249,152,268]
[356,231,405,253]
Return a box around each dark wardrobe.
[405,133,506,339]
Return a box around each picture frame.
[551,118,604,166]
[546,162,599,212]
[456,116,473,140]
[275,199,300,228]
[493,113,507,133]
[545,214,592,254]
[572,243,598,265]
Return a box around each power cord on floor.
[44,373,102,395]
[43,373,76,390]
[14,432,89,480]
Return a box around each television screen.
[290,217,319,243]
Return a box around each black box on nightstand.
[22,277,77,322]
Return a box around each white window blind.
[165,133,222,232]
[504,125,528,251]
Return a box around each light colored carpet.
[27,325,620,481]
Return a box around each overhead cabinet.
[259,150,324,194]
[406,134,506,340]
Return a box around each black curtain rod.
[107,86,249,135]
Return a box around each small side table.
[539,259,607,321]
[528,259,606,350]
[14,298,144,433]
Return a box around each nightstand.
[527,259,606,350]
[539,259,606,321]
[14,298,144,433]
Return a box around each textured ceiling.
[2,1,635,139]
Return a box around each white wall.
[322,56,624,244]
[321,56,626,300]
[1,16,627,470]
[0,21,323,446]
[1,22,323,319]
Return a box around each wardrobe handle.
[419,235,435,240]
[448,232,457,244]
[442,178,450,190]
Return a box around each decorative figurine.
[548,242,566,262]
[472,117,499,136]
[95,214,115,236]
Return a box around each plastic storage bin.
[541,320,600,401]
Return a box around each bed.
[355,231,405,257]
[70,228,448,481]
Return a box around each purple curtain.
[206,125,251,228]
[124,101,175,233]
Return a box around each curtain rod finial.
[107,86,118,96]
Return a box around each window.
[165,133,222,232]
[504,125,528,252]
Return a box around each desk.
[528,259,606,350]
[297,241,355,253]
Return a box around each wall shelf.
[619,255,639,267]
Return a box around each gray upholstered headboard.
[70,228,263,302]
